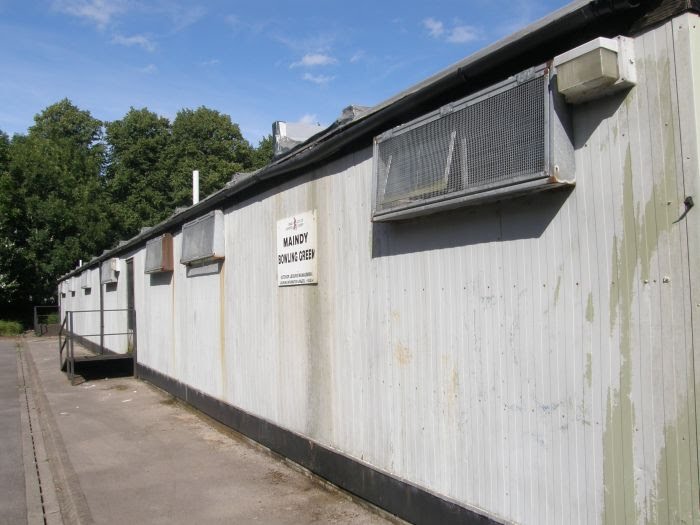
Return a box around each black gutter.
[60,0,677,282]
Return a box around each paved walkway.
[2,337,399,525]
[0,339,26,525]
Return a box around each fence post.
[33,306,39,336]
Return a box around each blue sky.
[0,0,570,146]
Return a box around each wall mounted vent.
[554,36,636,104]
[372,64,574,221]
[145,233,174,273]
[101,258,120,284]
[181,210,225,265]
[80,270,91,289]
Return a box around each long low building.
[58,1,700,523]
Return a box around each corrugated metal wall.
[60,252,134,354]
[60,15,700,524]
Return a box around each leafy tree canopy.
[0,100,277,322]
[166,107,254,207]
[105,107,172,239]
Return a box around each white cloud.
[291,53,337,68]
[423,17,444,38]
[137,64,157,74]
[447,26,479,43]
[225,14,240,29]
[298,114,319,125]
[112,34,157,52]
[52,0,127,29]
[424,17,481,44]
[164,4,206,32]
[274,32,336,55]
[200,58,220,67]
[349,50,365,64]
[302,73,334,86]
[225,14,276,35]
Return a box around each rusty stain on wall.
[394,342,412,366]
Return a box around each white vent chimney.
[193,170,200,204]
[272,121,324,157]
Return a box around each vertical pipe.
[99,263,104,355]
[69,311,74,382]
[193,170,200,204]
[131,308,138,378]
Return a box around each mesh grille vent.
[375,72,549,217]
[145,240,162,273]
[145,234,173,273]
[181,210,224,264]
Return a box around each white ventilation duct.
[272,121,324,156]
[193,170,200,204]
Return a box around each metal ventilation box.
[372,64,574,221]
[180,210,225,265]
[101,258,120,284]
[145,233,174,273]
[80,270,91,289]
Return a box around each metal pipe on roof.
[193,170,200,205]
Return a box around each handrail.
[58,308,136,385]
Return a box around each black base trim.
[136,363,503,525]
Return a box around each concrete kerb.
[18,338,94,525]
[17,339,53,525]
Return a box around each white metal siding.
[59,15,700,524]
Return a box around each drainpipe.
[99,263,104,355]
[193,170,199,205]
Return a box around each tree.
[104,108,172,239]
[251,134,274,169]
[0,130,20,307]
[165,107,253,208]
[1,100,112,314]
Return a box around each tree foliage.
[0,100,112,318]
[166,107,253,208]
[0,99,274,321]
[105,107,172,239]
[251,134,274,169]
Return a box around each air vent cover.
[80,270,91,289]
[181,210,225,265]
[373,65,574,221]
[101,258,120,284]
[145,233,174,273]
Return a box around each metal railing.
[34,305,60,336]
[58,308,136,384]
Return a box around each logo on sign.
[285,216,304,231]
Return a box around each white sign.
[277,210,317,286]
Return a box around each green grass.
[46,312,60,324]
[0,320,23,336]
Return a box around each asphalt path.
[10,337,400,525]
[0,338,26,525]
